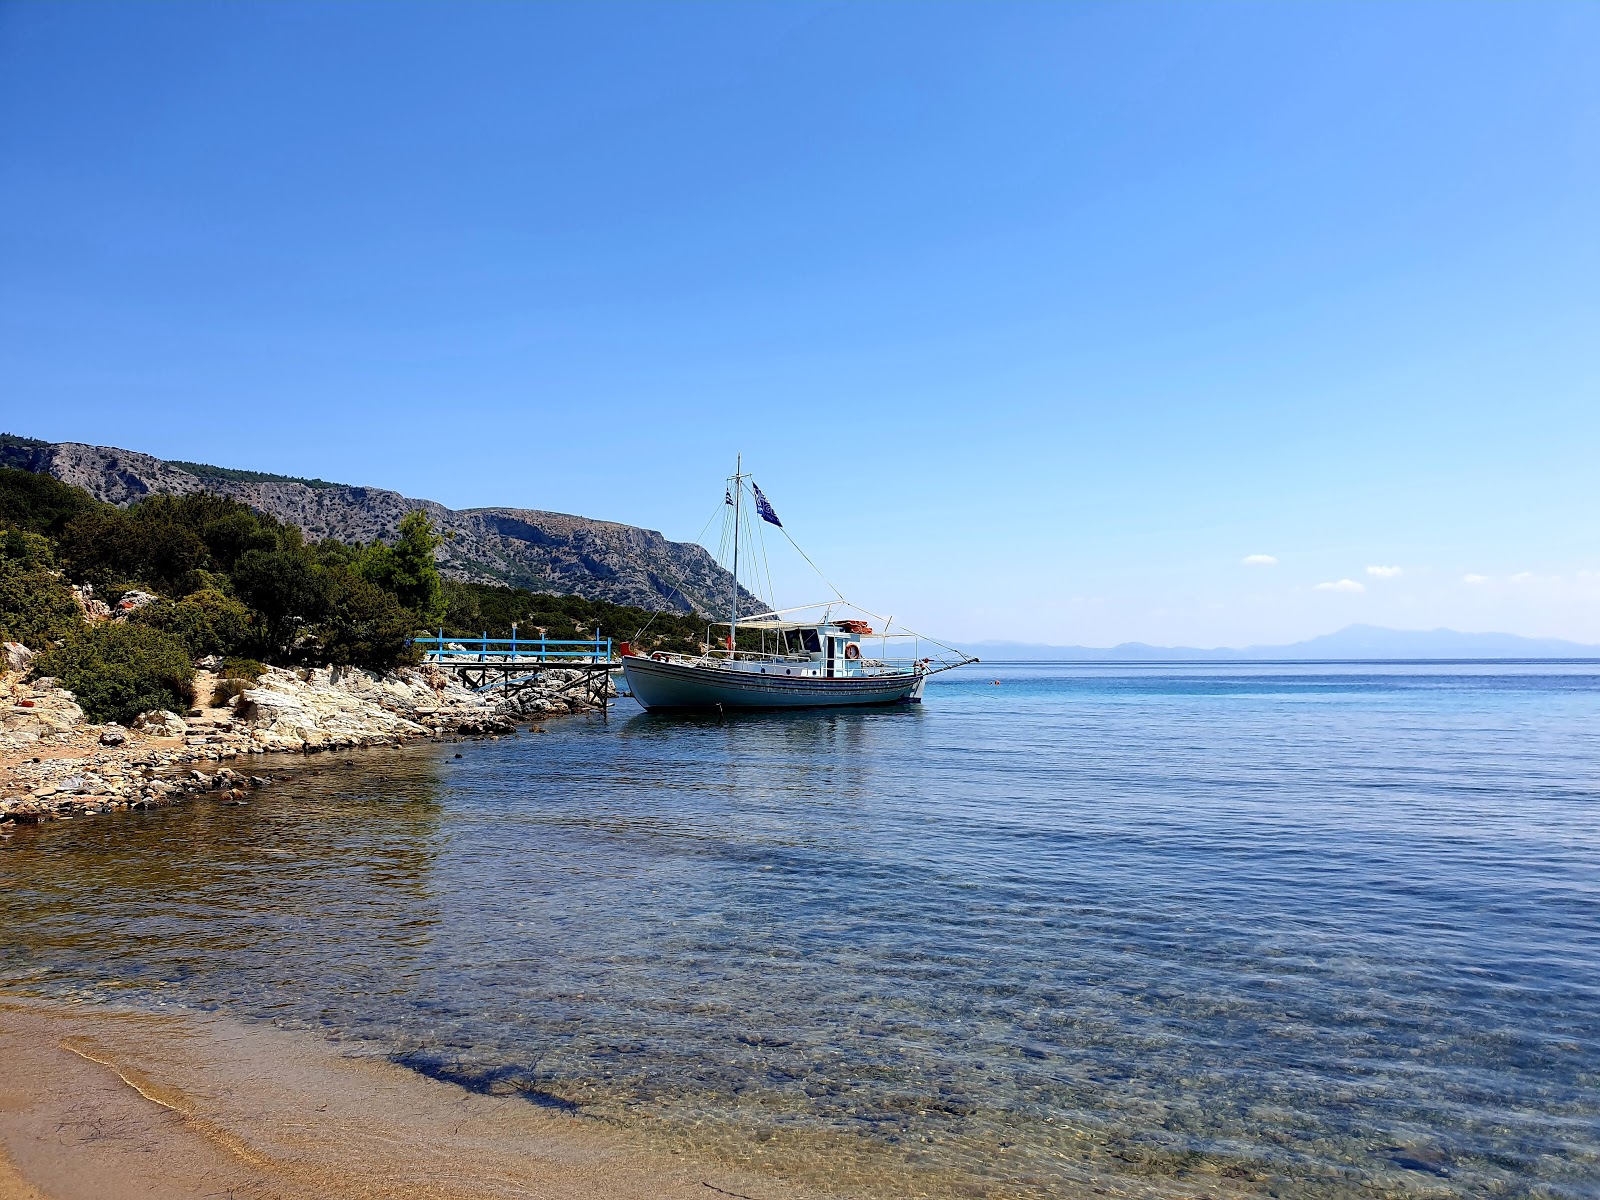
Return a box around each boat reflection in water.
[621,459,974,711]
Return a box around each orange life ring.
[843,643,861,661]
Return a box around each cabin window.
[796,629,822,654]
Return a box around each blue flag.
[725,488,733,506]
[751,482,782,527]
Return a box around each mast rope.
[652,463,976,670]
[629,502,726,645]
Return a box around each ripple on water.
[3,662,1599,1199]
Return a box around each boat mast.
[729,453,741,653]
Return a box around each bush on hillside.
[57,492,284,595]
[0,552,83,651]
[2,529,57,569]
[58,505,211,595]
[131,587,255,658]
[231,547,330,659]
[0,466,103,537]
[314,567,420,671]
[35,623,195,724]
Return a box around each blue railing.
[413,631,615,664]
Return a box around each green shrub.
[0,553,82,650]
[0,466,103,537]
[56,492,284,596]
[131,587,254,658]
[210,677,252,707]
[231,547,329,659]
[221,656,267,680]
[58,505,211,595]
[208,657,266,707]
[315,567,419,671]
[34,623,195,724]
[2,529,56,569]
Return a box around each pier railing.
[413,632,615,665]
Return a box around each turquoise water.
[4,663,1599,1197]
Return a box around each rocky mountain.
[1,435,749,615]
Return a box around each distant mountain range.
[964,625,1600,661]
[1,434,750,615]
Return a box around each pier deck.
[413,634,618,708]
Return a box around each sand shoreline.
[0,994,806,1200]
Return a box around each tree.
[231,548,329,660]
[360,510,445,628]
[314,567,419,671]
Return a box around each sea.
[3,662,1598,1199]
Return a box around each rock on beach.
[1,658,608,825]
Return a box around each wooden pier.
[413,633,618,710]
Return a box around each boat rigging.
[620,460,977,711]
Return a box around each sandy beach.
[0,997,802,1200]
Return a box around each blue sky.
[2,1,1597,645]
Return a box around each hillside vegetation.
[1,435,750,614]
[0,467,720,723]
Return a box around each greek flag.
[751,482,782,527]
[725,488,733,506]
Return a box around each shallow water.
[4,663,1599,1198]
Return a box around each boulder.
[115,590,159,615]
[99,726,127,746]
[71,584,111,622]
[3,641,34,675]
[134,710,188,737]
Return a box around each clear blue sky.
[2,1,1596,646]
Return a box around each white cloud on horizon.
[1314,579,1365,593]
[1365,565,1402,578]
[1241,554,1277,566]
[1462,574,1489,584]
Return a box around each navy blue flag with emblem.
[751,482,782,527]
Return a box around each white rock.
[3,641,34,675]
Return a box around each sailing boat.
[620,460,977,711]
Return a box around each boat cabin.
[725,621,872,678]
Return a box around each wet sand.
[0,997,806,1200]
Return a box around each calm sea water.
[4,663,1599,1198]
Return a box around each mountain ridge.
[0,434,749,615]
[963,624,1600,661]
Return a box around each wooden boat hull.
[621,655,926,711]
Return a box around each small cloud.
[1241,554,1277,566]
[1462,574,1489,585]
[1365,565,1402,578]
[1509,571,1535,583]
[1315,579,1365,593]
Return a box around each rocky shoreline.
[1,658,607,825]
